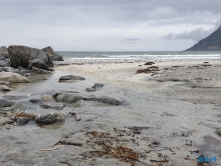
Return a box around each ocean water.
[56,51,221,61]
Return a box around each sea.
[56,51,221,62]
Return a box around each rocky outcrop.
[42,46,64,61]
[8,45,54,68]
[0,46,9,58]
[185,26,221,51]
[40,103,66,110]
[32,67,52,74]
[52,91,123,106]
[0,71,31,83]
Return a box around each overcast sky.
[0,0,221,51]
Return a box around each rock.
[93,83,105,88]
[144,62,155,65]
[69,112,81,121]
[53,92,123,106]
[14,111,38,120]
[12,68,29,77]
[0,46,9,58]
[40,103,66,110]
[0,67,7,72]
[0,99,14,107]
[42,46,55,55]
[86,88,96,92]
[11,103,26,111]
[0,72,31,83]
[16,117,29,126]
[0,85,12,91]
[29,59,50,71]
[59,75,85,81]
[35,112,65,125]
[0,59,10,67]
[42,46,64,61]
[216,129,221,136]
[76,99,84,106]
[8,45,54,68]
[32,67,52,74]
[50,54,64,61]
[41,95,54,102]
[29,98,41,103]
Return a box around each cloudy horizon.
[0,0,221,51]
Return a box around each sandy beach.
[0,59,221,166]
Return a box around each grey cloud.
[163,27,214,41]
[123,38,141,42]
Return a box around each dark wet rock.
[29,59,50,71]
[93,83,105,88]
[35,112,65,125]
[0,59,10,67]
[16,117,29,126]
[42,46,64,61]
[32,67,52,74]
[53,92,123,106]
[216,129,221,136]
[59,75,85,81]
[8,45,54,68]
[0,46,9,58]
[0,85,12,91]
[0,99,14,107]
[144,62,155,65]
[0,71,31,83]
[11,103,26,111]
[40,103,66,110]
[29,98,41,103]
[86,88,96,92]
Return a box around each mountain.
[185,26,221,51]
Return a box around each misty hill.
[185,26,221,51]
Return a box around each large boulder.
[8,45,54,68]
[0,71,31,83]
[42,46,64,61]
[0,46,9,58]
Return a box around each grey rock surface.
[53,92,123,106]
[42,46,64,61]
[40,103,66,110]
[0,46,9,58]
[32,67,52,74]
[93,83,105,88]
[0,99,14,107]
[16,117,29,126]
[8,45,54,68]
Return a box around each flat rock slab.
[53,92,123,106]
[40,103,66,110]
[59,75,85,81]
[0,71,31,83]
[0,85,12,91]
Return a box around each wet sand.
[0,60,221,165]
